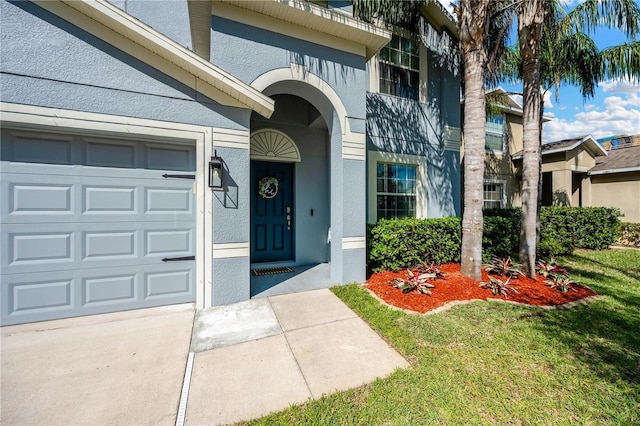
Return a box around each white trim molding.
[213,242,250,258]
[342,236,366,250]
[213,128,250,150]
[342,132,366,161]
[209,0,390,60]
[367,150,428,223]
[444,125,461,152]
[251,64,366,161]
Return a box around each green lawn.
[244,249,640,425]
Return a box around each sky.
[438,0,640,143]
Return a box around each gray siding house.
[0,0,461,325]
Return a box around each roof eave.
[589,166,640,175]
[43,0,274,118]
[212,0,391,60]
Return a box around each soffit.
[36,0,274,118]
[208,0,391,60]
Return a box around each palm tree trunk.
[518,0,545,277]
[458,0,490,280]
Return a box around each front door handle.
[287,206,292,230]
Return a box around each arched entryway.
[250,94,331,296]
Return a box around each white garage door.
[1,129,197,325]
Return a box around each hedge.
[616,222,640,248]
[367,207,621,272]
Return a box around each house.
[589,138,640,223]
[478,88,639,222]
[0,0,461,325]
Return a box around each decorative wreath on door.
[258,176,279,199]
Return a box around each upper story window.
[485,115,505,151]
[379,35,419,101]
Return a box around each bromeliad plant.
[479,276,519,297]
[483,256,524,279]
[415,262,447,280]
[536,258,569,280]
[546,275,578,293]
[391,263,445,295]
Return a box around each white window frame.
[483,180,506,209]
[367,151,427,223]
[368,26,427,103]
[485,114,505,153]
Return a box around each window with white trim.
[485,114,505,151]
[483,183,505,209]
[378,34,419,101]
[376,162,417,219]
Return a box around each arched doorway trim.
[251,64,348,132]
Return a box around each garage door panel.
[2,174,194,224]
[145,187,193,213]
[2,263,195,325]
[3,222,194,274]
[1,129,197,325]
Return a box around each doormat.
[251,266,294,276]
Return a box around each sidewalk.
[1,289,408,425]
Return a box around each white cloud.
[543,90,553,109]
[601,78,640,94]
[543,88,640,142]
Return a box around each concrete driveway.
[1,289,408,425]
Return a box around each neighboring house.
[589,139,640,223]
[0,0,461,325]
[464,87,547,209]
[510,134,640,223]
[478,88,639,223]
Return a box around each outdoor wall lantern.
[209,151,223,189]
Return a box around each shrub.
[482,216,520,262]
[540,207,621,250]
[366,207,621,272]
[367,218,461,272]
[616,222,640,248]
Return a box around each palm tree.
[515,0,546,277]
[457,0,504,280]
[513,0,640,276]
[354,0,509,280]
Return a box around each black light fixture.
[209,150,223,189]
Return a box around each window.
[483,183,504,209]
[485,115,504,151]
[376,163,417,219]
[379,34,419,101]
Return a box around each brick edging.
[361,284,601,316]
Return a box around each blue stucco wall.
[210,15,367,121]
[107,0,193,50]
[367,93,461,218]
[0,0,248,130]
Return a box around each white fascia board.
[40,0,274,118]
[589,166,640,176]
[216,0,391,60]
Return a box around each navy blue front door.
[251,161,294,263]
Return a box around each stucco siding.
[1,0,247,130]
[367,93,461,217]
[107,0,193,50]
[210,15,367,121]
[591,173,640,223]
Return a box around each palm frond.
[600,41,640,82]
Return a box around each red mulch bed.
[365,263,597,314]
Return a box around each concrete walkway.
[1,289,408,425]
